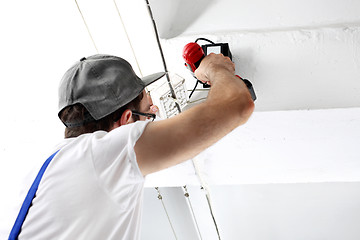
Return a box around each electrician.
[12,53,254,239]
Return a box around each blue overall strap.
[8,150,60,240]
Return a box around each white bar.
[145,108,360,187]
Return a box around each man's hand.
[194,53,235,85]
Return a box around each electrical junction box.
[202,43,232,60]
[148,73,188,119]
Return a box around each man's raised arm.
[135,53,255,176]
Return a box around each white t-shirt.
[18,121,149,240]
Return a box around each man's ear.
[119,109,133,126]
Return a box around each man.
[16,53,254,239]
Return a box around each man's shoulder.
[107,120,150,139]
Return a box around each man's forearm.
[135,54,254,175]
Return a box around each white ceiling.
[149,0,360,38]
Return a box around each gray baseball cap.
[58,54,165,127]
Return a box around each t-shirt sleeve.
[90,121,149,207]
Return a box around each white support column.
[145,107,360,187]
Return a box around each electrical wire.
[183,186,203,240]
[195,38,215,44]
[144,0,181,113]
[155,187,178,240]
[205,194,221,240]
[113,0,143,77]
[187,37,215,100]
[192,157,222,240]
[74,0,99,53]
[189,80,199,99]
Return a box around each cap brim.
[141,72,165,86]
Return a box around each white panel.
[141,188,175,240]
[158,187,200,239]
[143,183,360,240]
[142,186,220,240]
[186,185,220,240]
[145,108,360,187]
[149,0,360,38]
[142,187,202,240]
[210,183,360,240]
[159,27,360,111]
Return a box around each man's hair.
[59,92,143,138]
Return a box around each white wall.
[0,1,91,237]
[141,183,360,240]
